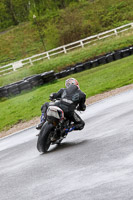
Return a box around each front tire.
[37,122,54,153]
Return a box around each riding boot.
[36,113,46,130]
[62,125,75,136]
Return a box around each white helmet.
[65,78,79,89]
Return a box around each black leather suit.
[41,84,86,130]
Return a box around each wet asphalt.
[0,90,133,200]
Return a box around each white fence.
[0,22,133,76]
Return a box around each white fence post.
[47,52,50,60]
[29,58,33,65]
[63,46,67,53]
[12,64,16,71]
[80,40,84,48]
[97,34,100,40]
[114,29,118,36]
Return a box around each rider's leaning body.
[36,78,86,131]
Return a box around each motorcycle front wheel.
[37,122,54,153]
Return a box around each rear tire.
[37,122,54,153]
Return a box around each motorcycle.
[37,104,73,153]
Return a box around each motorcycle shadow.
[48,139,88,153]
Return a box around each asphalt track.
[0,90,133,200]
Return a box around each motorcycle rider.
[36,78,86,132]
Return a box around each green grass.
[0,29,133,87]
[0,55,133,132]
[0,23,43,65]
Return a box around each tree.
[4,0,19,25]
[0,0,30,30]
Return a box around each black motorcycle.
[37,105,72,153]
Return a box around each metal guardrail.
[0,22,133,76]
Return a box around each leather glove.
[49,93,54,101]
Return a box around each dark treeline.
[0,0,79,30]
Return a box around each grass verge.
[0,55,133,132]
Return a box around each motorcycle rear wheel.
[37,122,54,153]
